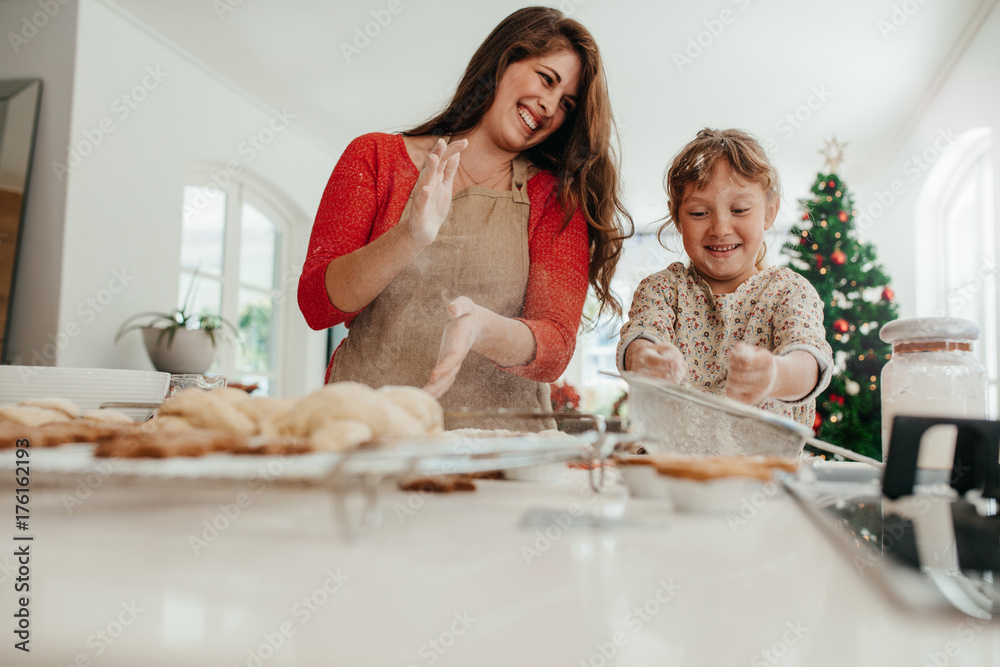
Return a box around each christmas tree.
[782,139,899,460]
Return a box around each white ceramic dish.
[661,475,772,513]
[619,462,674,500]
[0,365,170,421]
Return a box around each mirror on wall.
[0,79,42,362]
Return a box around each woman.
[297,7,631,429]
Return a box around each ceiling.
[104,0,997,230]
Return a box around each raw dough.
[0,405,72,427]
[377,385,444,434]
[158,388,256,436]
[20,397,81,419]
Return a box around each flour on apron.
[331,153,553,431]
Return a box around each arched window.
[179,168,301,396]
[916,127,996,416]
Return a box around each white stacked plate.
[0,366,170,421]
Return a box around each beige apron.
[331,154,553,431]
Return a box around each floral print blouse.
[617,262,833,428]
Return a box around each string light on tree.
[782,137,899,460]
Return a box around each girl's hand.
[424,296,481,399]
[625,339,687,385]
[725,342,779,405]
[407,138,467,247]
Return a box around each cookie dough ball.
[139,415,197,433]
[214,387,253,405]
[158,388,256,436]
[0,405,72,427]
[377,385,444,435]
[310,419,374,452]
[235,397,296,436]
[275,382,424,440]
[81,408,135,424]
[20,397,81,419]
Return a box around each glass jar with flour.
[879,317,988,468]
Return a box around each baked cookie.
[0,422,41,449]
[230,437,316,456]
[398,475,477,493]
[94,429,246,459]
[37,420,128,447]
[652,455,798,482]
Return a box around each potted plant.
[114,278,240,374]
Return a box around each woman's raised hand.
[407,138,467,247]
[625,339,687,385]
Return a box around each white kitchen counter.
[4,465,1000,666]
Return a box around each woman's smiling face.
[480,48,581,153]
[676,161,779,294]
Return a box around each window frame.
[182,164,303,396]
[915,127,997,417]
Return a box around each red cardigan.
[297,133,590,383]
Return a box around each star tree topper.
[820,137,849,172]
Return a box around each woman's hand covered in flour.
[725,342,778,405]
[625,339,687,385]
[424,296,481,399]
[407,138,467,248]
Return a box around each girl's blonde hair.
[659,128,780,270]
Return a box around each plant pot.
[141,327,217,374]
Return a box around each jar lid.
[879,317,980,344]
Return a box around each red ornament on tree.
[813,413,823,433]
[838,211,848,222]
[882,287,895,302]
[831,249,847,265]
[829,394,845,406]
[814,254,823,268]
[802,212,810,221]
[828,180,836,188]
[833,318,849,334]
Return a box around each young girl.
[617,128,832,428]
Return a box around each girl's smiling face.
[479,48,581,153]
[676,162,779,294]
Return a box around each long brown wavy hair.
[660,128,781,270]
[404,6,632,319]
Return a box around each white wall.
[51,0,335,394]
[860,6,1000,320]
[0,0,79,366]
